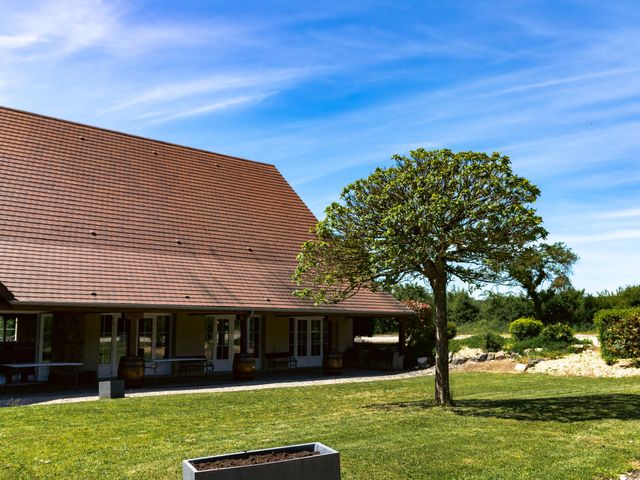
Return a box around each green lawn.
[1,373,639,479]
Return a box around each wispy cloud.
[103,67,319,121]
[137,93,274,124]
[593,207,640,220]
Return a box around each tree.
[448,289,480,325]
[293,149,546,405]
[503,242,578,321]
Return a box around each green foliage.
[483,332,506,352]
[293,148,545,303]
[501,242,578,319]
[509,317,544,341]
[448,290,480,324]
[449,332,505,353]
[616,285,640,307]
[540,323,574,343]
[477,291,534,329]
[390,283,433,304]
[508,337,574,358]
[404,317,457,362]
[373,317,398,334]
[541,288,592,325]
[447,322,458,339]
[594,307,640,362]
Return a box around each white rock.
[515,363,529,373]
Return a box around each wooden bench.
[265,352,297,371]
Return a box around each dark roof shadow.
[364,394,640,422]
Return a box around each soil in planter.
[194,451,319,471]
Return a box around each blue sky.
[1,0,639,294]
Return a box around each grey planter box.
[183,442,340,480]
[98,380,125,399]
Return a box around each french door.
[36,313,53,381]
[248,316,262,370]
[98,313,127,378]
[290,317,323,367]
[205,315,235,371]
[139,314,172,375]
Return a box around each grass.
[456,320,509,335]
[1,373,640,479]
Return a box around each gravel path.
[1,368,435,407]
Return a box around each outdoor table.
[144,357,213,378]
[0,362,83,390]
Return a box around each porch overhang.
[4,300,413,317]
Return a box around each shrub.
[448,331,505,353]
[447,322,457,340]
[509,317,544,341]
[508,337,571,358]
[540,323,574,343]
[483,332,505,352]
[594,307,640,362]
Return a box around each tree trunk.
[430,269,452,406]
[530,290,542,321]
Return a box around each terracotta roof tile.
[0,107,410,315]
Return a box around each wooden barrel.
[233,353,255,380]
[323,350,343,375]
[117,356,144,388]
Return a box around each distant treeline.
[376,283,640,333]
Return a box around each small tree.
[293,149,545,405]
[503,242,578,321]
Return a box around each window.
[0,316,17,342]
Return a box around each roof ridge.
[0,105,276,168]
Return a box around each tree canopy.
[503,242,578,320]
[294,148,546,405]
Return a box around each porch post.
[239,313,248,354]
[125,312,142,357]
[398,317,406,354]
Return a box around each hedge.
[594,307,640,362]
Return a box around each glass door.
[139,314,172,376]
[36,313,53,382]
[292,317,323,367]
[205,315,235,371]
[98,314,127,378]
[248,316,261,370]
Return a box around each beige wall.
[83,313,100,372]
[264,314,289,353]
[175,313,205,356]
[336,317,353,352]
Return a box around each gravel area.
[529,350,640,377]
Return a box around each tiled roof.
[0,107,410,315]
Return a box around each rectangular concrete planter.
[98,380,125,399]
[182,442,340,480]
